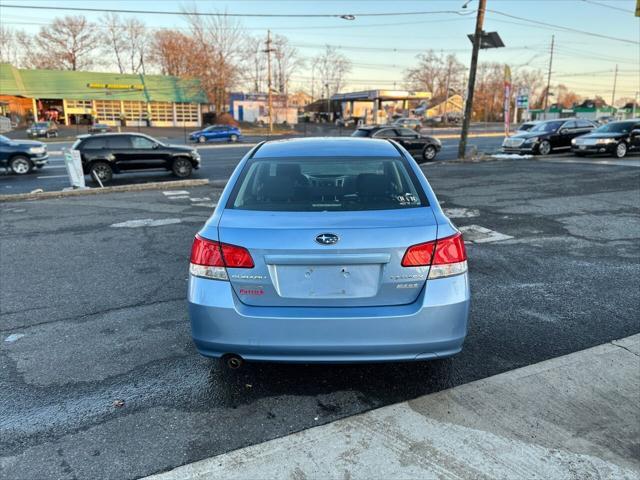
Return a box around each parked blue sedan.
[188,137,470,368]
[189,125,241,143]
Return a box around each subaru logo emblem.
[315,233,339,245]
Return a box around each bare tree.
[182,8,246,112]
[23,16,99,71]
[103,13,127,73]
[101,15,149,74]
[0,26,20,65]
[243,36,267,93]
[123,18,148,74]
[272,34,304,95]
[404,50,464,98]
[312,45,352,97]
[150,29,198,77]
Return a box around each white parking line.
[163,190,190,196]
[459,224,513,243]
[110,218,182,228]
[37,175,68,179]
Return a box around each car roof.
[356,125,396,131]
[80,132,147,137]
[253,137,400,158]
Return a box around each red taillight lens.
[401,241,436,267]
[220,243,254,268]
[432,233,467,265]
[191,234,224,266]
[190,235,254,268]
[402,233,467,267]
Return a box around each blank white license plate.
[273,264,381,299]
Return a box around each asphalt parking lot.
[1,158,639,479]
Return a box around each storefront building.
[0,64,207,127]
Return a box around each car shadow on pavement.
[203,357,459,411]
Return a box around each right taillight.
[189,235,254,280]
[402,232,467,279]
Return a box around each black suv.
[72,133,200,184]
[0,134,49,175]
[502,118,596,155]
[572,119,640,158]
[352,125,442,162]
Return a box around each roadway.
[0,134,505,195]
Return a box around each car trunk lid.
[216,208,438,307]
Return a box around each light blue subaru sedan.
[188,137,469,368]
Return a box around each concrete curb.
[0,179,210,202]
[146,334,640,480]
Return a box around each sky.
[1,0,638,103]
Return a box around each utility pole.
[458,0,486,160]
[543,35,554,120]
[611,64,618,108]
[264,30,274,133]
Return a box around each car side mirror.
[631,129,640,137]
[559,128,568,134]
[153,143,160,149]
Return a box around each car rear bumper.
[188,273,470,363]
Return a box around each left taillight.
[189,234,254,280]
[401,232,467,279]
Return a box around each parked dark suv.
[72,133,200,184]
[352,125,442,162]
[502,118,596,155]
[0,134,49,175]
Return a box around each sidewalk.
[146,335,640,480]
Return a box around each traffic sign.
[516,95,529,108]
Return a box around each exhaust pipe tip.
[224,354,244,370]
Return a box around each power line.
[487,9,639,45]
[581,0,635,14]
[0,4,475,18]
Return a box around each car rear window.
[228,156,427,212]
[351,129,372,137]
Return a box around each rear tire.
[229,134,238,143]
[614,142,627,158]
[9,156,32,175]
[89,161,113,184]
[422,145,437,162]
[172,157,193,178]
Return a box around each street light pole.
[265,30,274,134]
[458,0,487,160]
[543,35,555,120]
